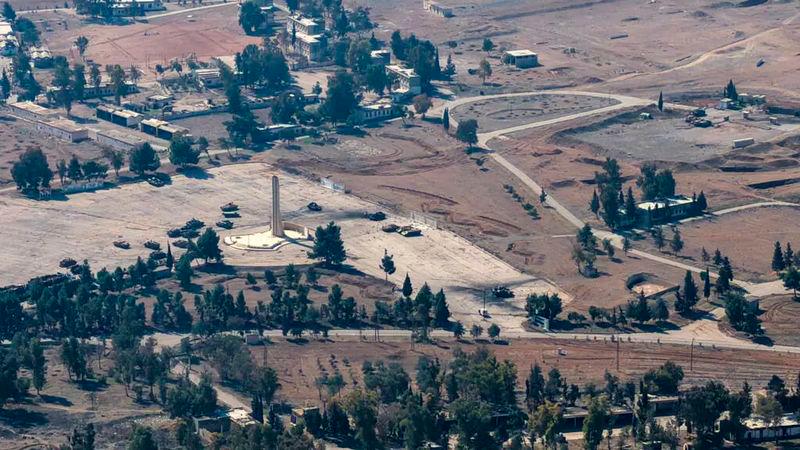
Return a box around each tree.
[90,64,101,91]
[72,64,86,102]
[530,401,563,449]
[755,394,784,445]
[703,269,711,299]
[238,1,264,35]
[68,423,96,450]
[725,79,738,101]
[478,319,502,340]
[677,270,698,314]
[442,107,450,131]
[0,347,19,407]
[657,91,664,112]
[308,222,346,266]
[0,70,9,100]
[412,94,433,117]
[679,381,729,448]
[477,58,492,84]
[470,324,483,339]
[10,147,50,195]
[444,54,457,77]
[168,135,200,168]
[696,191,708,211]
[455,118,478,146]
[482,38,495,53]
[590,190,600,217]
[781,265,800,299]
[129,143,160,176]
[379,250,396,281]
[785,242,795,269]
[343,389,380,449]
[175,254,194,289]
[321,71,360,124]
[433,289,450,327]
[652,226,665,251]
[583,396,611,450]
[128,426,158,450]
[196,228,222,264]
[30,339,46,395]
[107,64,128,105]
[452,321,465,339]
[602,238,615,259]
[401,273,413,298]
[75,36,89,58]
[2,2,15,21]
[670,228,684,255]
[654,299,669,322]
[622,236,632,255]
[771,241,785,272]
[644,361,684,395]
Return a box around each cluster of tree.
[11,51,41,100]
[649,225,685,256]
[772,241,800,298]
[572,224,599,277]
[636,163,676,201]
[234,43,291,92]
[525,293,563,323]
[11,147,53,193]
[238,1,270,35]
[373,275,451,339]
[724,291,762,335]
[623,293,670,324]
[48,57,87,114]
[389,30,441,90]
[55,155,109,185]
[151,289,192,332]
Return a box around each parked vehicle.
[492,286,514,298]
[307,202,322,212]
[113,240,131,250]
[216,220,234,229]
[367,211,386,221]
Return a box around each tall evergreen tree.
[772,241,785,272]
[442,107,450,131]
[657,91,664,111]
[401,273,413,298]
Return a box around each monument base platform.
[224,222,312,251]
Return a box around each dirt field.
[33,4,260,77]
[759,294,800,347]
[172,109,273,142]
[450,94,620,132]
[0,348,165,450]
[566,108,800,164]
[663,206,800,283]
[0,115,109,187]
[258,336,800,406]
[0,161,564,330]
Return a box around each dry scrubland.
[258,337,800,406]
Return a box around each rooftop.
[386,64,419,78]
[505,49,538,57]
[11,101,56,115]
[42,119,87,133]
[637,195,694,211]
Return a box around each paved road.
[147,2,237,20]
[172,361,250,411]
[444,91,794,298]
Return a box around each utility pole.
[690,338,694,372]
[616,335,620,371]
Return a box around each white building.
[36,119,89,143]
[370,50,391,66]
[422,0,453,17]
[94,129,147,152]
[111,0,166,16]
[192,68,223,88]
[354,100,399,123]
[504,50,538,68]
[96,104,143,127]
[284,15,324,62]
[30,46,53,68]
[386,64,422,97]
[9,101,59,121]
[140,118,189,140]
[286,15,324,36]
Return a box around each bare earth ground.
[0,349,165,450]
[0,116,109,187]
[759,294,800,347]
[171,109,273,142]
[565,108,800,164]
[34,4,261,77]
[256,336,800,407]
[0,162,563,331]
[450,94,620,132]
[264,120,689,312]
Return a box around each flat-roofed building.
[111,0,165,16]
[30,46,53,68]
[386,64,422,97]
[636,195,697,227]
[192,68,223,88]
[95,129,147,152]
[286,15,323,36]
[36,119,89,143]
[96,105,142,127]
[140,118,189,140]
[504,49,539,68]
[354,100,399,123]
[422,0,453,17]
[370,49,391,65]
[9,101,59,121]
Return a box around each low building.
[354,101,400,123]
[422,0,453,17]
[290,406,319,426]
[258,123,303,141]
[192,68,223,88]
[742,414,800,443]
[36,119,89,143]
[733,137,755,148]
[0,35,17,56]
[370,49,391,66]
[140,118,189,140]
[96,104,143,127]
[286,15,324,36]
[637,195,697,226]
[48,81,138,100]
[719,98,736,110]
[94,129,147,152]
[9,101,59,121]
[145,94,174,110]
[111,0,166,16]
[30,46,52,68]
[386,64,422,97]
[504,49,539,68]
[290,32,324,62]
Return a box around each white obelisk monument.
[271,175,284,237]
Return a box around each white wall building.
[386,64,422,97]
[36,119,89,143]
[504,50,538,68]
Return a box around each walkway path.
[445,91,794,298]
